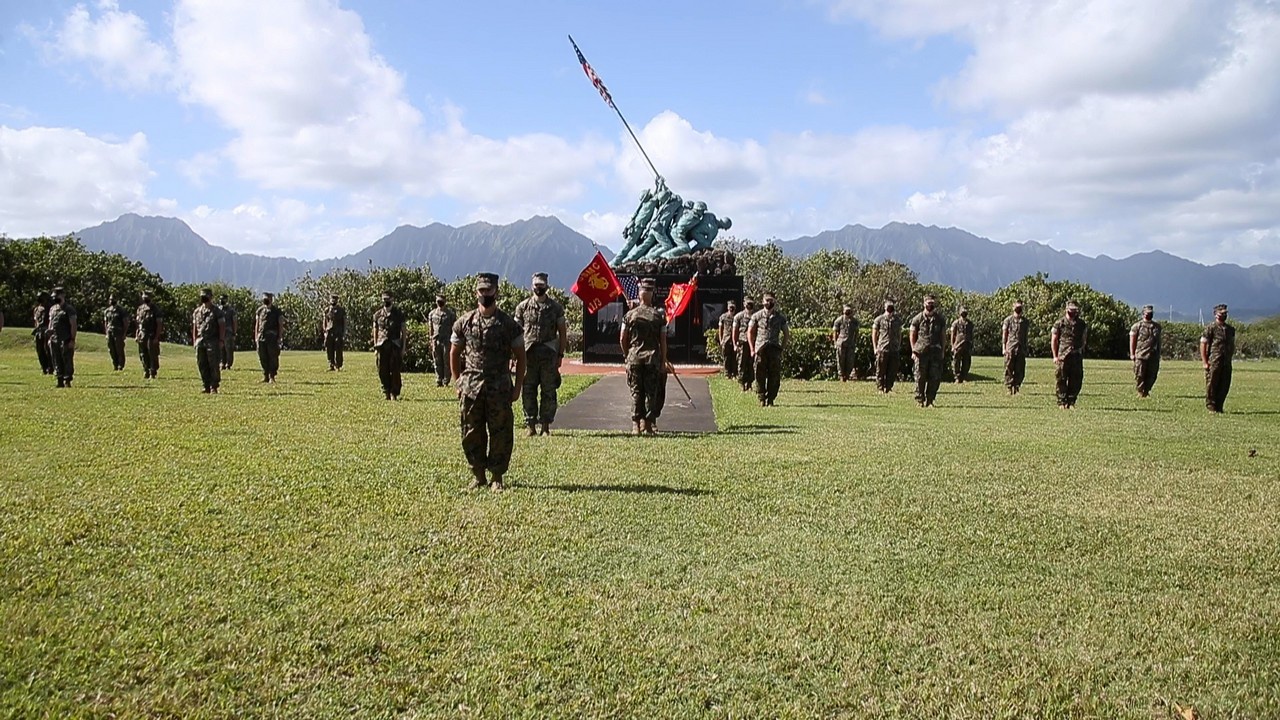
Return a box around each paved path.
[555,374,717,434]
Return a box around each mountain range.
[72,214,1280,321]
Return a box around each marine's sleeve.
[451,315,467,346]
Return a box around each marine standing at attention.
[451,273,526,492]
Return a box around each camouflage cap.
[200,287,213,296]
[475,272,499,290]
[381,289,393,298]
[1214,303,1228,313]
[1013,299,1024,308]
[435,294,447,302]
[330,293,340,299]
[532,272,549,285]
[141,290,152,299]
[638,277,657,290]
[959,306,968,314]
[1066,300,1080,310]
[1142,304,1154,312]
[262,291,274,299]
[52,286,65,294]
[744,298,756,308]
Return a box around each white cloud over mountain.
[4,0,1279,267]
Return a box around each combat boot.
[633,420,643,435]
[526,423,538,437]
[540,422,551,436]
[467,468,487,490]
[643,419,656,435]
[490,475,506,492]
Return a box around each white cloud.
[0,125,152,237]
[39,0,173,92]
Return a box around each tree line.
[2,235,1275,374]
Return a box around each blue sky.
[2,0,1278,266]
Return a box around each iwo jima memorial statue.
[569,36,744,363]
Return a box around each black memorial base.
[582,274,744,365]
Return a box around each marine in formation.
[513,272,567,436]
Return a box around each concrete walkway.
[555,374,717,434]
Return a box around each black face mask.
[1143,313,1153,321]
[1014,308,1022,315]
[437,300,446,307]
[383,299,392,307]
[534,287,547,296]
[201,296,211,304]
[764,301,775,309]
[479,295,496,308]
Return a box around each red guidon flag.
[570,251,625,313]
[665,274,698,319]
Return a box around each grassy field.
[1,332,1278,718]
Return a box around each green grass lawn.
[2,333,1278,718]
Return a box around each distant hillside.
[783,223,1280,320]
[72,214,1280,320]
[75,214,604,292]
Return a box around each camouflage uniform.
[623,303,667,423]
[1052,313,1088,407]
[909,309,947,406]
[135,302,163,378]
[452,308,523,476]
[749,307,789,405]
[191,303,224,391]
[950,315,974,382]
[733,307,755,390]
[717,309,737,379]
[1130,317,1162,397]
[323,302,346,370]
[104,303,129,370]
[372,304,406,398]
[1001,313,1029,392]
[428,304,457,386]
[832,313,859,381]
[255,303,283,381]
[48,299,77,386]
[218,301,237,368]
[33,302,53,374]
[514,294,565,429]
[1201,318,1235,413]
[871,311,903,392]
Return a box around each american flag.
[570,36,614,109]
[617,274,639,301]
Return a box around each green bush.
[403,320,433,373]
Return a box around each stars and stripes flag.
[617,274,640,301]
[570,35,614,109]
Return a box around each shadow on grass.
[719,424,800,435]
[802,402,874,408]
[1088,406,1175,413]
[1233,410,1280,416]
[521,482,711,496]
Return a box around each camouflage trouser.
[626,362,666,421]
[1004,354,1026,390]
[522,345,560,426]
[325,333,344,369]
[138,337,161,376]
[35,332,53,373]
[433,340,451,385]
[754,344,783,403]
[736,342,754,388]
[376,343,402,396]
[196,339,221,389]
[952,344,971,382]
[875,351,899,391]
[1134,357,1159,396]
[49,339,75,382]
[1055,352,1084,406]
[258,337,280,378]
[722,341,737,378]
[835,340,856,380]
[221,341,235,368]
[914,348,943,404]
[107,331,126,369]
[461,383,515,474]
[1205,360,1231,412]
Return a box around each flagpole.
[569,35,662,180]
